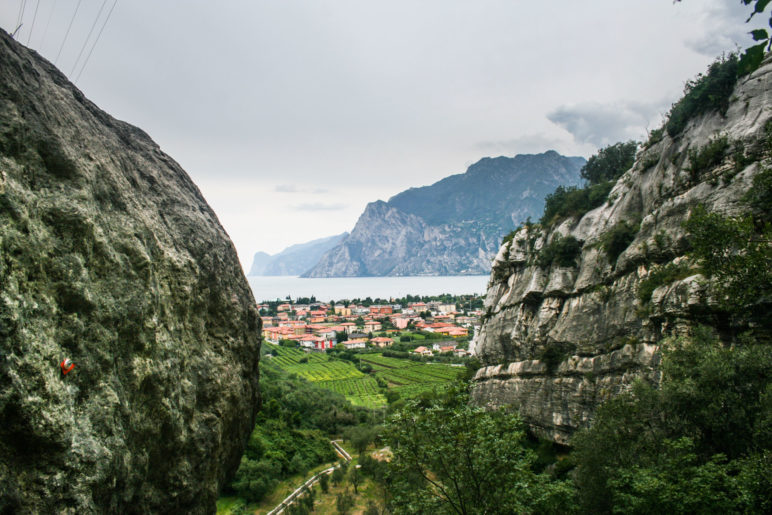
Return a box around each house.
[370,337,394,348]
[391,316,410,329]
[413,346,432,356]
[334,305,351,316]
[343,338,367,350]
[369,305,393,315]
[432,342,457,351]
[298,334,335,351]
[363,321,382,332]
[340,322,357,334]
[454,348,469,357]
[436,303,456,314]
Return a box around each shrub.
[581,141,639,185]
[686,135,730,182]
[666,55,739,137]
[536,235,583,268]
[743,166,772,221]
[541,182,614,226]
[539,342,568,373]
[600,220,639,266]
[637,261,694,303]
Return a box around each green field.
[264,344,463,408]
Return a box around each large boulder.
[0,30,261,513]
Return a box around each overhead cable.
[14,0,27,40]
[71,0,109,76]
[39,0,58,48]
[55,0,83,65]
[75,0,119,82]
[26,0,41,45]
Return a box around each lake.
[247,275,491,302]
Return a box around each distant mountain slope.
[303,151,585,277]
[248,232,348,276]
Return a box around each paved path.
[265,441,352,515]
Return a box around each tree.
[349,466,362,494]
[383,394,574,514]
[319,471,330,493]
[336,491,355,514]
[580,141,638,185]
[572,329,772,513]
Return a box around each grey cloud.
[547,101,667,147]
[293,203,346,211]
[474,133,568,156]
[684,1,755,57]
[276,185,329,194]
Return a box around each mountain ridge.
[303,150,585,277]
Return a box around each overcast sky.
[1,1,761,268]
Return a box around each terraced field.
[264,344,463,408]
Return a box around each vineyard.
[264,344,464,409]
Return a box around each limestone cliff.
[304,151,585,277]
[471,57,772,444]
[0,30,261,512]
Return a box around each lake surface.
[247,275,491,302]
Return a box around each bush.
[666,55,739,137]
[637,262,694,303]
[541,182,614,226]
[686,135,730,182]
[744,166,772,221]
[539,342,568,374]
[600,220,639,265]
[536,235,583,268]
[581,141,638,185]
[572,329,772,513]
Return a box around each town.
[258,295,485,357]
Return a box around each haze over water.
[247,275,490,302]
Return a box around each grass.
[265,345,464,406]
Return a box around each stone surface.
[0,30,261,513]
[471,56,772,443]
[304,151,585,277]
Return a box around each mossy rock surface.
[0,29,261,513]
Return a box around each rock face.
[248,232,348,276]
[471,57,772,444]
[0,30,261,512]
[304,151,585,277]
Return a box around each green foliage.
[572,329,772,513]
[536,234,583,268]
[686,135,730,182]
[637,261,694,303]
[743,166,772,220]
[540,182,614,226]
[382,393,575,514]
[319,471,330,493]
[230,419,336,502]
[684,205,772,312]
[539,342,568,374]
[580,141,638,185]
[599,220,639,265]
[666,55,739,137]
[645,127,664,148]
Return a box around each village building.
[370,336,394,348]
[363,320,382,332]
[413,345,433,356]
[343,338,367,350]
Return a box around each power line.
[71,0,109,76]
[55,0,83,65]
[26,0,41,46]
[39,0,58,48]
[14,0,27,40]
[75,0,118,83]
